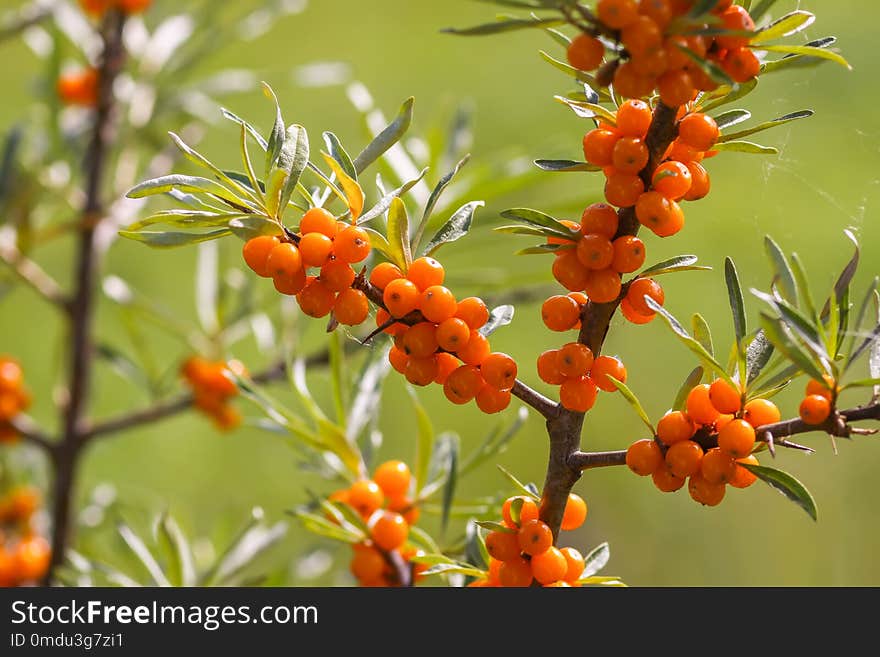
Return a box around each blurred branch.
[0,5,51,44]
[0,240,68,308]
[9,414,54,452]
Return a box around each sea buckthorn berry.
[626,439,663,476]
[591,355,627,392]
[743,398,781,428]
[639,0,672,28]
[688,473,726,506]
[455,297,490,330]
[542,295,581,332]
[552,251,591,292]
[717,5,755,50]
[377,309,406,336]
[611,236,646,274]
[621,15,662,58]
[700,447,737,485]
[583,129,619,167]
[300,207,338,237]
[369,510,409,551]
[15,536,51,583]
[686,384,721,425]
[721,47,761,83]
[481,353,518,392]
[621,298,655,324]
[597,0,639,29]
[420,285,457,324]
[560,376,599,413]
[605,172,645,208]
[405,356,440,387]
[683,162,711,201]
[559,547,585,583]
[806,375,836,401]
[388,494,420,525]
[388,345,409,374]
[407,257,445,290]
[531,546,568,585]
[635,191,685,237]
[0,358,23,393]
[476,386,512,414]
[537,350,566,385]
[374,461,411,497]
[79,0,112,16]
[730,455,759,489]
[652,161,693,200]
[665,440,704,478]
[57,68,99,106]
[401,323,439,359]
[334,288,369,326]
[561,493,588,530]
[581,203,619,239]
[370,262,404,289]
[557,343,595,378]
[718,418,756,459]
[567,33,605,71]
[436,317,471,352]
[299,232,334,268]
[350,544,387,581]
[800,394,831,426]
[569,291,589,306]
[485,529,522,562]
[657,69,695,108]
[657,410,695,445]
[616,99,653,138]
[274,266,307,294]
[433,352,460,385]
[383,278,420,317]
[584,268,622,304]
[334,226,371,263]
[518,519,553,556]
[709,378,742,414]
[266,242,303,279]
[652,465,686,492]
[443,365,484,404]
[297,278,336,318]
[664,35,691,69]
[678,113,719,152]
[499,557,534,587]
[456,330,491,366]
[613,60,655,99]
[626,278,664,316]
[348,480,385,516]
[631,43,669,77]
[502,496,540,527]
[611,137,650,175]
[320,259,356,292]
[242,235,281,277]
[549,219,582,246]
[666,139,703,164]
[577,234,615,271]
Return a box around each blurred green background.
[1,0,879,586]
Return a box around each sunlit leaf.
[740,463,817,521]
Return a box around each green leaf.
[126,174,243,206]
[553,95,618,123]
[222,108,268,149]
[698,78,759,113]
[752,10,815,44]
[789,253,819,324]
[764,236,798,304]
[422,201,483,256]
[718,110,814,143]
[582,542,610,578]
[740,463,817,521]
[479,304,515,337]
[410,387,436,497]
[500,207,577,235]
[475,520,515,534]
[167,132,256,204]
[262,83,285,177]
[207,517,288,585]
[227,215,282,241]
[538,51,609,98]
[239,125,265,205]
[711,140,778,155]
[496,465,540,501]
[420,562,485,578]
[156,514,196,587]
[760,37,837,74]
[322,151,364,222]
[675,44,733,85]
[713,109,751,130]
[725,257,747,373]
[358,168,428,225]
[534,159,601,173]
[673,367,704,412]
[117,522,171,586]
[124,210,247,232]
[692,313,714,358]
[465,520,488,571]
[118,229,231,248]
[353,97,414,174]
[328,332,347,427]
[387,196,413,270]
[759,313,827,382]
[821,229,859,322]
[440,435,460,534]
[415,155,471,249]
[322,131,358,181]
[749,0,780,22]
[515,245,570,256]
[443,17,564,36]
[640,255,709,277]
[843,377,880,389]
[362,227,400,268]
[753,290,828,362]
[746,330,775,385]
[607,377,655,434]
[276,124,310,216]
[752,43,851,70]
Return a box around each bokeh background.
[1,0,878,585]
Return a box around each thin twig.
[511,380,558,420]
[0,5,51,44]
[8,415,54,452]
[0,240,67,308]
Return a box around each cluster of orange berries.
[567,1,759,103]
[329,461,426,587]
[242,208,372,326]
[0,486,51,587]
[535,341,627,413]
[375,257,516,414]
[799,375,836,426]
[0,357,31,445]
[471,493,588,587]
[625,379,776,505]
[79,0,152,17]
[180,357,246,431]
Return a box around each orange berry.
[334,288,369,325]
[611,235,646,273]
[242,235,281,277]
[567,34,605,71]
[383,278,420,317]
[635,191,685,237]
[531,546,568,585]
[678,113,719,152]
[584,268,622,304]
[518,519,553,556]
[686,384,721,425]
[709,378,742,414]
[611,137,650,175]
[665,439,704,478]
[557,343,595,378]
[580,203,619,239]
[14,536,50,582]
[605,172,645,208]
[297,277,336,318]
[349,480,385,517]
[621,298,655,324]
[388,345,409,374]
[401,322,439,359]
[552,251,591,292]
[387,494,420,525]
[369,510,409,551]
[498,557,534,587]
[537,350,566,385]
[377,309,406,336]
[621,15,662,58]
[577,234,615,270]
[476,385,512,414]
[561,547,585,582]
[561,493,588,531]
[560,376,599,412]
[300,207,338,237]
[683,162,711,201]
[320,259,356,292]
[0,358,24,393]
[407,257,445,291]
[433,352,460,385]
[664,35,691,69]
[569,291,589,306]
[502,496,540,527]
[639,0,672,28]
[57,68,99,107]
[443,365,484,404]
[613,61,655,99]
[486,529,522,562]
[626,439,663,476]
[700,447,737,485]
[350,544,387,581]
[456,330,491,366]
[455,297,490,330]
[583,129,620,167]
[548,219,582,246]
[657,410,695,445]
[666,139,703,163]
[717,5,755,50]
[334,226,371,263]
[799,394,831,426]
[806,375,836,401]
[626,278,664,315]
[118,0,152,13]
[743,398,781,428]
[273,268,307,296]
[373,461,411,497]
[266,242,303,279]
[370,262,404,289]
[299,232,334,268]
[721,47,761,83]
[657,69,695,107]
[420,285,457,323]
[436,317,471,352]
[652,465,686,492]
[718,418,756,459]
[688,472,726,506]
[616,99,653,138]
[79,0,112,17]
[597,0,640,29]
[481,353,518,392]
[652,161,693,200]
[591,355,627,392]
[730,454,759,489]
[542,295,581,332]
[405,356,439,386]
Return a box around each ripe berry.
[730,455,759,489]
[611,235,646,273]
[334,288,369,326]
[567,33,605,71]
[591,355,626,392]
[717,5,756,50]
[486,530,522,562]
[639,0,672,28]
[616,99,653,138]
[456,330,491,366]
[626,439,663,476]
[401,323,439,359]
[383,278,420,317]
[334,226,371,263]
[542,295,581,332]
[57,68,99,106]
[683,162,711,201]
[688,472,726,506]
[242,235,281,277]
[300,207,338,237]
[583,129,619,167]
[348,480,384,516]
[552,251,591,292]
[14,536,50,582]
[743,398,781,428]
[657,69,695,107]
[652,466,686,492]
[621,15,662,58]
[350,544,387,581]
[613,61,655,99]
[455,297,490,330]
[718,418,755,459]
[605,172,645,208]
[561,547,585,582]
[297,278,336,318]
[420,285,457,323]
[502,496,540,527]
[531,546,568,585]
[0,358,24,393]
[557,343,595,378]
[561,493,588,530]
[800,394,831,425]
[635,191,685,237]
[266,242,303,279]
[481,353,518,392]
[370,262,404,289]
[686,384,721,425]
[498,557,534,587]
[436,318,471,352]
[320,259,356,292]
[405,357,439,386]
[577,234,615,271]
[657,410,695,445]
[369,510,409,551]
[678,113,719,151]
[434,352,460,385]
[537,350,566,385]
[584,268,622,303]
[652,161,693,200]
[274,266,307,294]
[612,137,649,175]
[580,203,619,239]
[518,519,553,556]
[560,376,599,412]
[299,232,334,268]
[709,378,742,414]
[626,278,664,316]
[700,447,737,485]
[407,257,445,291]
[722,48,761,83]
[374,460,411,497]
[665,440,704,478]
[621,298,655,324]
[476,386,512,414]
[597,0,640,29]
[443,366,484,404]
[388,346,409,374]
[118,0,152,14]
[806,375,836,401]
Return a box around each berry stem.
[0,240,68,309]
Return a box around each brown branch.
[0,241,68,308]
[511,380,558,420]
[8,415,54,452]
